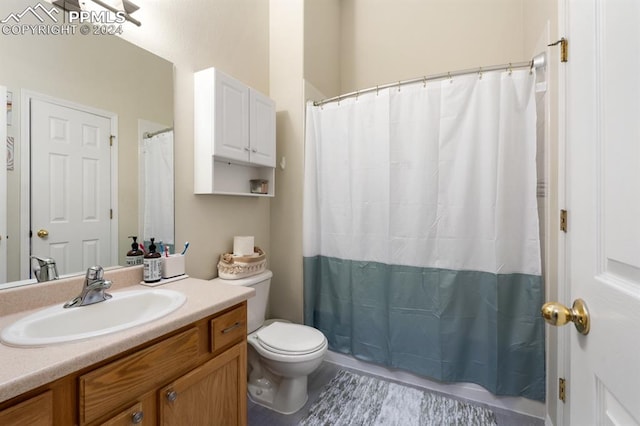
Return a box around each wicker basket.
[217,246,266,280]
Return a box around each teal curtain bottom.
[303,256,545,402]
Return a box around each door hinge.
[548,38,568,63]
[109,135,115,147]
[560,209,568,232]
[559,377,566,402]
[110,209,113,219]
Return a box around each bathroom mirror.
[0,12,174,286]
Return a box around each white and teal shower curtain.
[303,70,544,401]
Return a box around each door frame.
[0,86,7,283]
[19,90,119,280]
[554,0,571,425]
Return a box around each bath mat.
[299,370,497,426]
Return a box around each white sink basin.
[1,289,186,347]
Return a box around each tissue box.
[162,254,185,279]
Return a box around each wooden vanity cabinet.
[0,302,247,426]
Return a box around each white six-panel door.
[564,0,640,424]
[30,98,112,276]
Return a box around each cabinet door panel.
[99,402,144,426]
[249,89,276,167]
[215,73,249,162]
[159,342,247,426]
[0,391,53,426]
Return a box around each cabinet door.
[0,391,53,426]
[249,89,276,167]
[215,72,250,162]
[99,402,145,426]
[159,342,247,426]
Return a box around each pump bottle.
[125,236,144,266]
[143,238,162,283]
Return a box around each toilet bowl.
[247,320,327,414]
[211,270,328,414]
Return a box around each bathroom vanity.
[0,268,253,425]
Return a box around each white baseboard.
[325,350,545,420]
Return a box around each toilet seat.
[255,322,326,356]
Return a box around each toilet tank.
[213,270,272,333]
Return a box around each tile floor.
[247,362,545,426]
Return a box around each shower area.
[302,55,550,409]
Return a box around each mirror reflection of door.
[30,97,114,276]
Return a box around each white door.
[30,99,112,276]
[561,0,640,424]
[0,85,6,283]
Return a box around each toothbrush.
[165,246,169,257]
[159,242,165,256]
[181,242,190,256]
[139,243,146,254]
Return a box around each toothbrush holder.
[162,254,185,279]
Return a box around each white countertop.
[0,275,254,403]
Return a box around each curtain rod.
[313,53,546,107]
[143,127,173,139]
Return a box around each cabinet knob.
[131,411,144,424]
[166,390,178,402]
[251,148,257,153]
[244,147,250,152]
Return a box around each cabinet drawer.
[80,328,199,425]
[210,304,246,353]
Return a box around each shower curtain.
[303,70,544,401]
[142,130,174,246]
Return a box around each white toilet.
[213,270,328,414]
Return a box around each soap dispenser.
[125,236,144,266]
[143,237,162,283]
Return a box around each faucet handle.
[86,265,104,281]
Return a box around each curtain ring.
[423,76,427,88]
[355,90,359,101]
[508,62,513,76]
[397,81,401,92]
[448,72,453,83]
[376,85,379,96]
[478,66,483,80]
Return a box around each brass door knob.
[37,229,49,238]
[541,299,590,335]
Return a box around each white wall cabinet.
[194,68,275,196]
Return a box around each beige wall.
[340,0,527,92]
[121,0,271,281]
[303,0,341,99]
[268,0,305,322]
[0,0,173,282]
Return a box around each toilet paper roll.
[233,236,254,256]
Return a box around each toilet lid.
[256,322,326,355]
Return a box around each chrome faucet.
[31,256,59,282]
[64,266,113,308]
